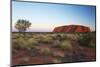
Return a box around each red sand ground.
[12,42,96,66]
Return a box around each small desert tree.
[15,19,31,36]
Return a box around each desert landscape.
[12,25,96,66]
[12,1,96,66]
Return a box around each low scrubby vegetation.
[12,32,96,65]
[78,33,96,48]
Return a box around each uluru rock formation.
[53,25,91,32]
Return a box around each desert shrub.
[55,34,62,40]
[12,37,39,52]
[28,38,39,45]
[12,38,22,48]
[39,35,53,44]
[12,38,22,53]
[19,33,24,37]
[26,38,39,50]
[61,34,68,40]
[12,39,21,51]
[33,34,44,42]
[66,34,79,41]
[58,40,72,50]
[39,48,52,56]
[78,33,95,48]
[53,40,61,47]
[53,34,67,41]
[12,33,20,39]
[25,34,32,38]
[14,37,29,49]
[89,39,96,48]
[89,33,96,48]
[12,38,27,53]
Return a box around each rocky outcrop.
[53,25,91,32]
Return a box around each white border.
[23,0,96,5]
[0,0,99,67]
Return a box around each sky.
[12,1,96,32]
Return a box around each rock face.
[53,25,91,32]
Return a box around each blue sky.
[12,1,96,32]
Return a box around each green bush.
[12,37,39,50]
[58,40,72,50]
[39,48,52,56]
[89,39,96,48]
[12,33,20,39]
[13,37,28,49]
[39,35,53,44]
[78,33,96,48]
[53,40,61,47]
[27,38,39,49]
[12,38,21,49]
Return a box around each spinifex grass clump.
[12,37,27,49]
[58,40,72,50]
[12,37,39,51]
[78,33,96,48]
[12,37,28,53]
[89,41,96,48]
[38,35,54,44]
[39,48,53,56]
[26,38,39,50]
